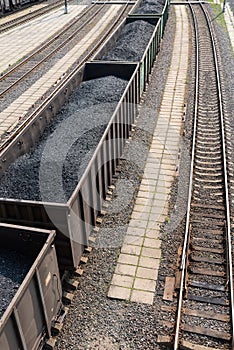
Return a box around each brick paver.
[108,5,189,304]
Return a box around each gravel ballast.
[102,20,155,61]
[0,76,127,202]
[0,249,32,318]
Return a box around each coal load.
[134,0,166,14]
[102,20,155,61]
[0,76,127,203]
[0,249,33,318]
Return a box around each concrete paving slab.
[108,285,131,300]
[111,274,134,288]
[121,245,142,256]
[139,257,160,269]
[133,278,156,292]
[115,264,137,277]
[130,290,154,304]
[118,254,139,265]
[123,235,144,246]
[136,267,159,280]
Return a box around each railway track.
[0,2,132,151]
[173,3,234,349]
[0,0,65,34]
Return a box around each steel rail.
[0,2,130,153]
[173,2,199,348]
[0,3,105,98]
[173,2,234,349]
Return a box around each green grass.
[209,2,228,32]
[208,1,234,55]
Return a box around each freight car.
[0,7,169,270]
[0,1,169,348]
[0,223,62,350]
[0,0,41,15]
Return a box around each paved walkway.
[108,5,189,305]
[0,4,122,135]
[0,4,87,74]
